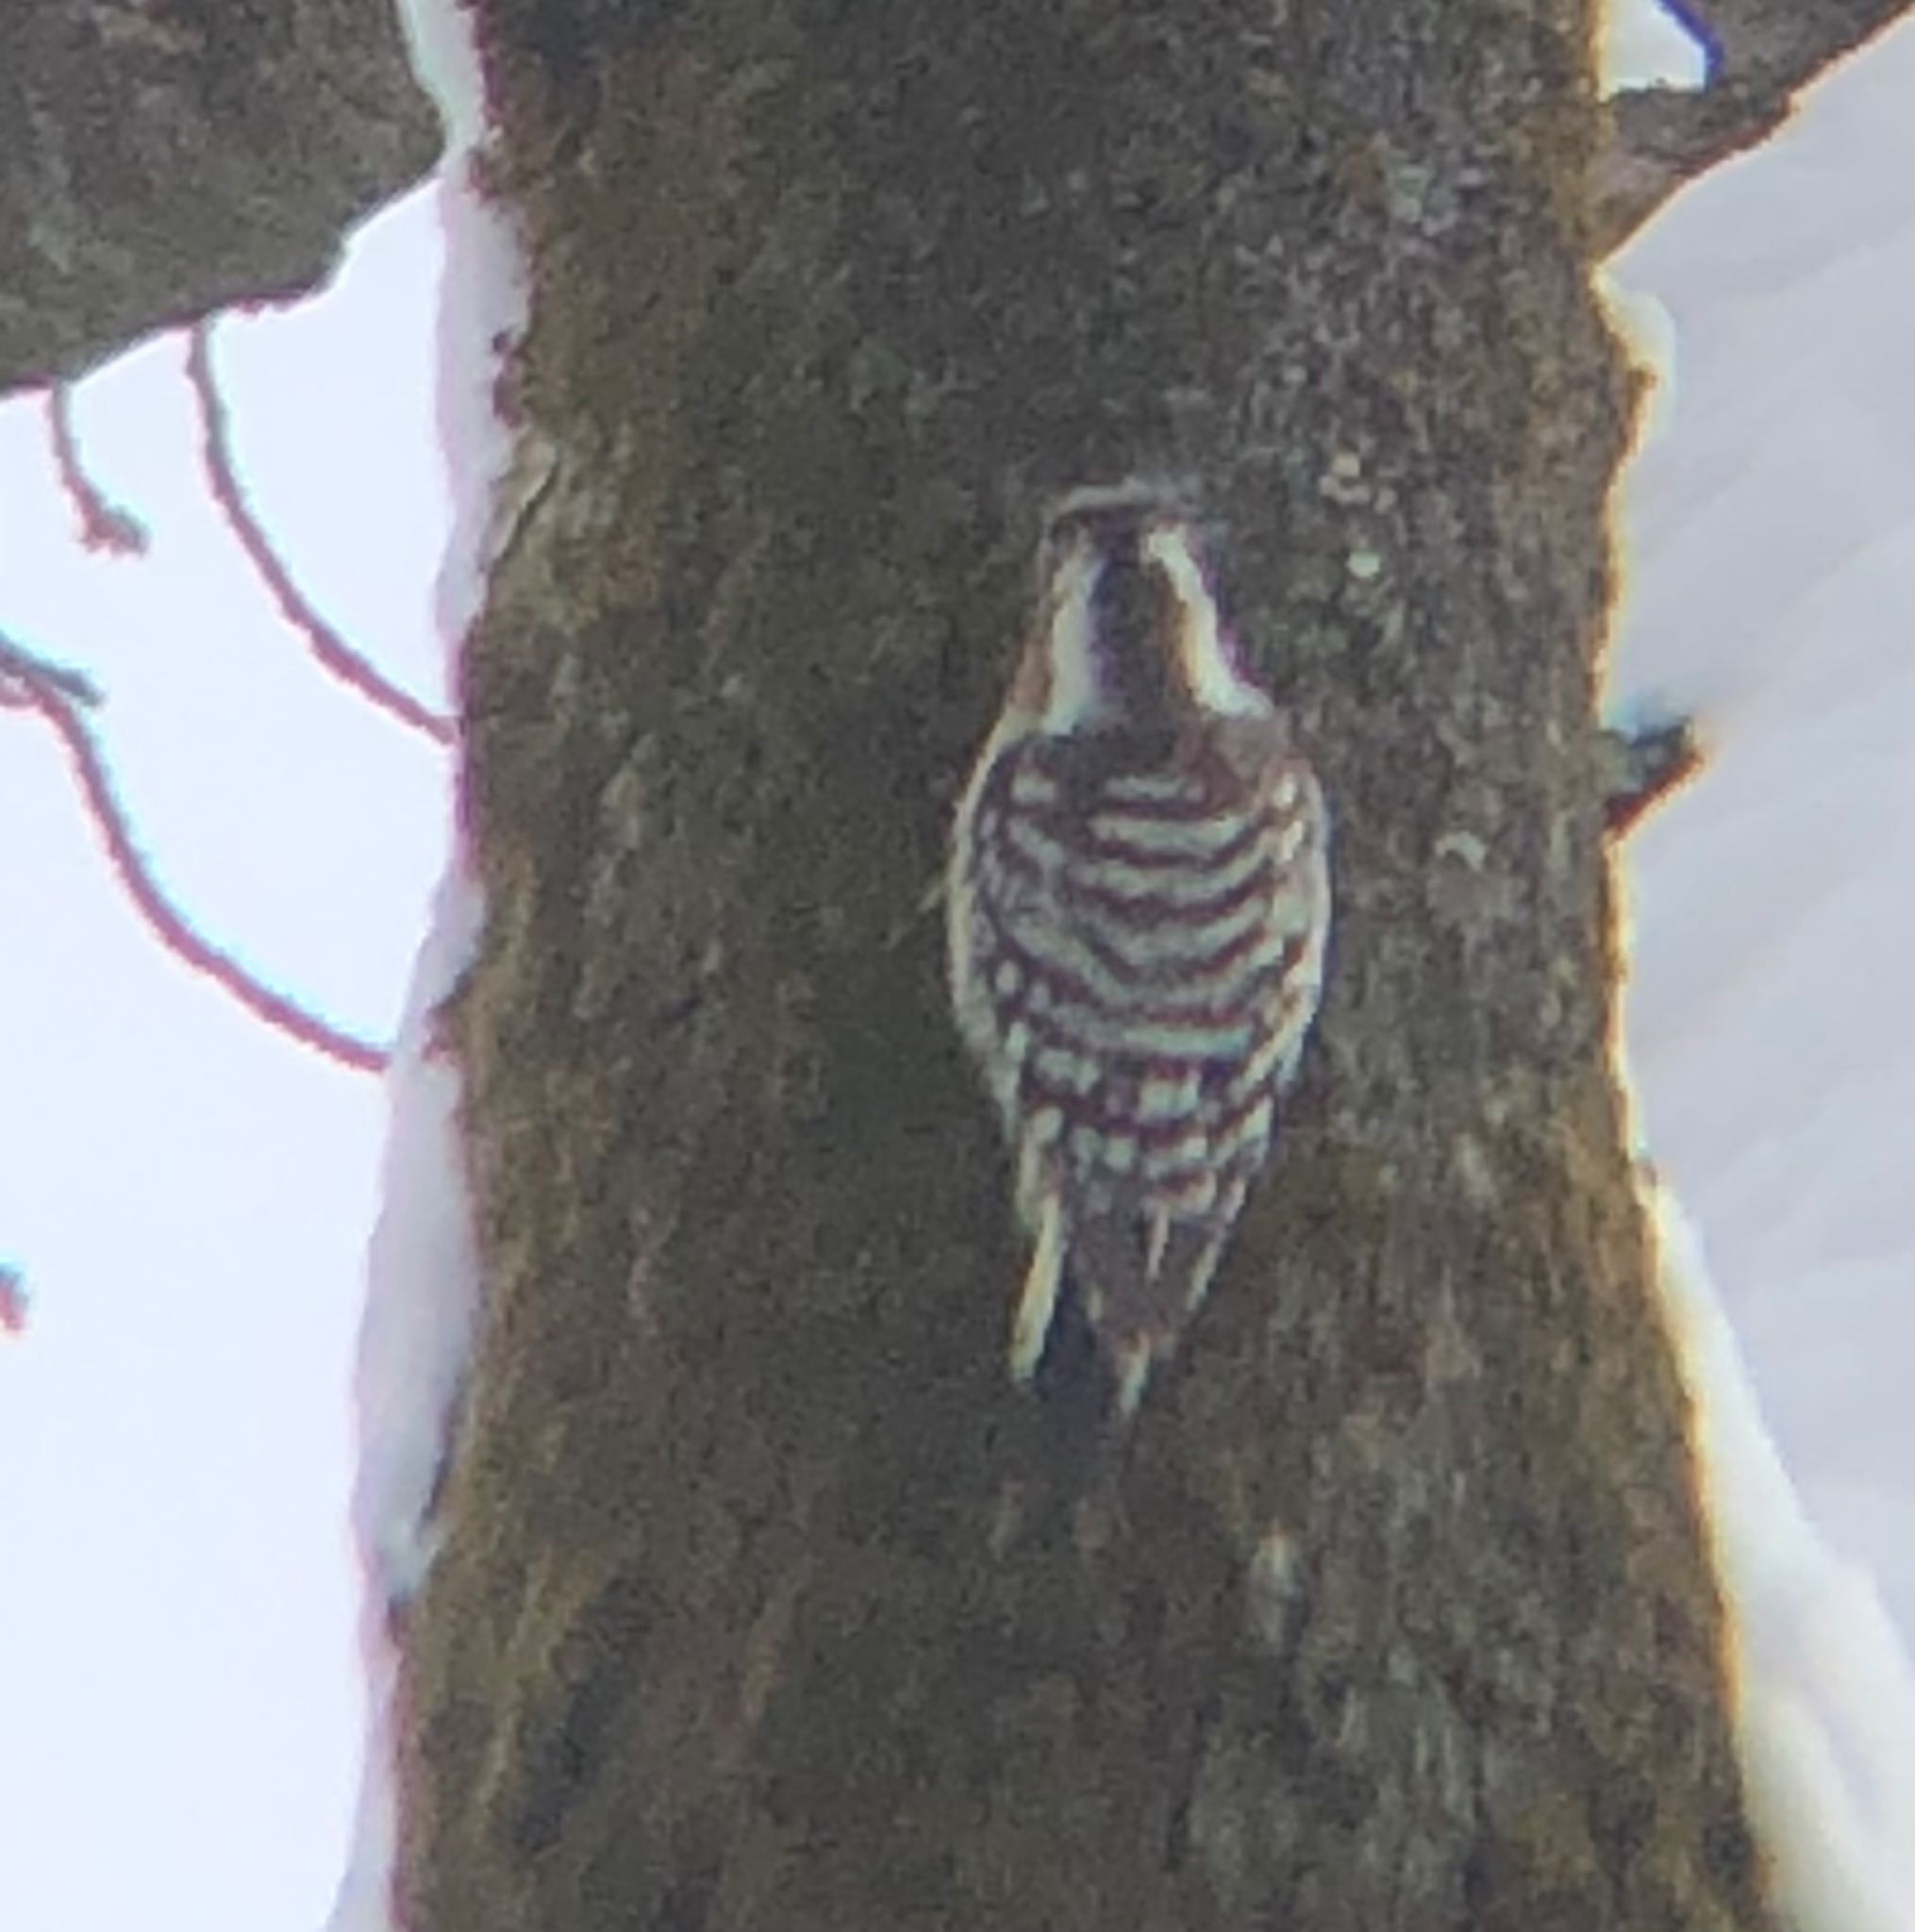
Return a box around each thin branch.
[0,634,99,709]
[1600,716,1703,837]
[44,385,150,556]
[0,1264,26,1338]
[1,628,391,1075]
[184,324,456,747]
[1594,0,1911,255]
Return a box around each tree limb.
[1594,0,1910,253]
[1,0,440,394]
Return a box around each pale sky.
[0,192,450,1929]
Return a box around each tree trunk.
[406,2,1776,1925]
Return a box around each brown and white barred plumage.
[948,483,1329,1412]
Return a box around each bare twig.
[0,1264,26,1338]
[184,324,456,747]
[1594,0,1911,254]
[44,386,150,556]
[1600,716,1704,836]
[0,634,100,709]
[1,628,391,1074]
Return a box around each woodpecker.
[947,481,1330,1413]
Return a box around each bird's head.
[1019,481,1271,740]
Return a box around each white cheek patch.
[1142,524,1271,718]
[1041,541,1106,731]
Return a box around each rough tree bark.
[0,0,437,392]
[398,3,1890,1929]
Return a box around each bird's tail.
[1009,1199,1228,1417]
